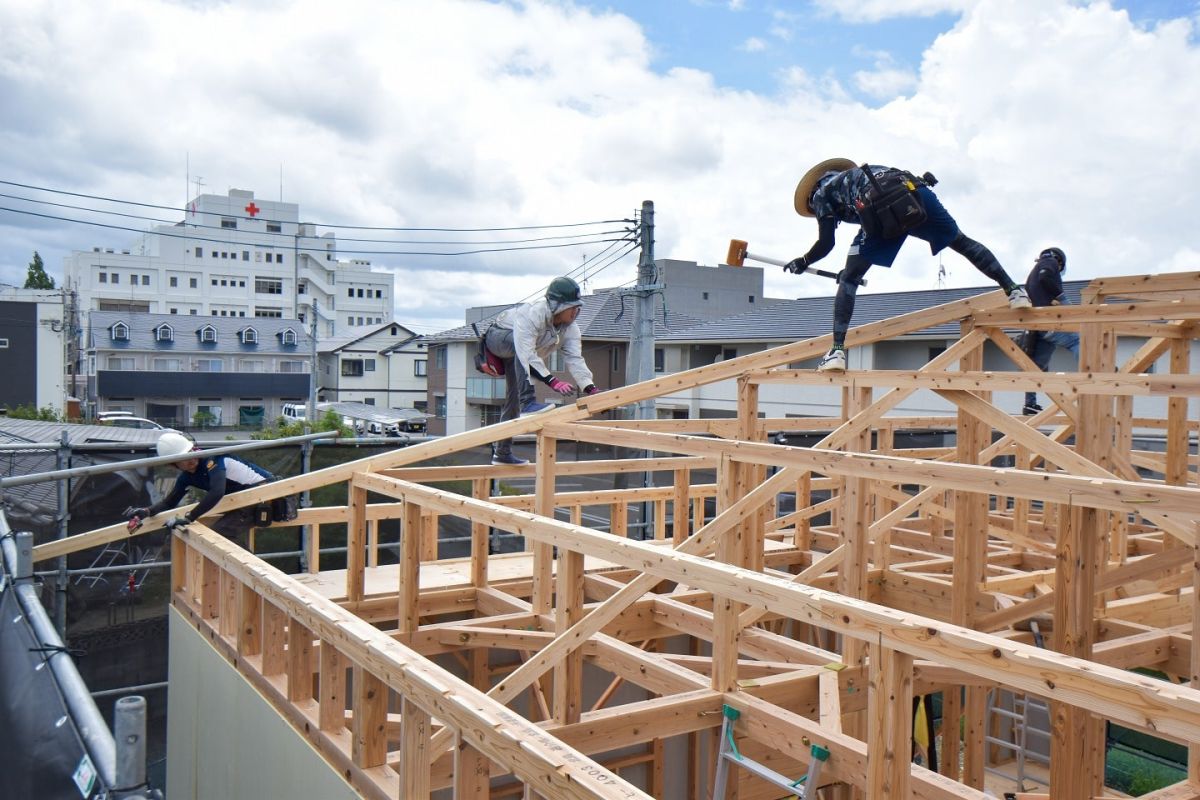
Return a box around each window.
[279,360,305,373]
[414,359,427,377]
[275,253,284,263]
[702,291,709,300]
[435,395,447,417]
[212,279,218,286]
[928,346,946,360]
[199,325,217,343]
[169,276,178,288]
[190,278,198,288]
[255,307,283,318]
[221,217,236,229]
[110,322,129,341]
[189,309,197,315]
[280,329,297,346]
[170,308,178,314]
[242,251,249,261]
[240,327,259,344]
[98,272,108,283]
[364,397,375,406]
[111,273,120,284]
[255,277,283,294]
[376,290,383,298]
[195,358,223,372]
[211,250,217,258]
[141,275,150,286]
[238,280,245,287]
[0,338,8,348]
[341,359,364,377]
[221,280,228,286]
[722,347,737,361]
[194,247,202,258]
[749,295,755,303]
[106,356,135,370]
[152,357,181,371]
[357,288,364,298]
[390,326,398,336]
[154,324,174,342]
[239,359,264,372]
[364,359,375,372]
[221,252,228,259]
[267,222,281,233]
[347,288,354,298]
[654,347,665,373]
[610,348,620,372]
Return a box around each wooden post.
[551,438,584,725]
[237,583,261,656]
[712,453,741,692]
[453,735,490,799]
[947,325,988,787]
[262,601,286,677]
[673,466,690,545]
[532,432,557,615]
[867,642,913,798]
[347,483,367,602]
[400,500,422,635]
[1049,318,1110,798]
[471,478,490,588]
[351,665,387,769]
[318,637,346,732]
[287,620,313,703]
[400,696,432,798]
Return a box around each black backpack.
[854,165,936,240]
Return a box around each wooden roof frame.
[44,274,1200,799]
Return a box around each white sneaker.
[1008,287,1032,309]
[817,348,847,373]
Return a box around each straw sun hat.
[793,158,856,217]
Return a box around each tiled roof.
[87,310,309,353]
[425,291,707,344]
[655,280,1090,343]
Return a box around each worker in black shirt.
[1020,247,1079,414]
[123,432,273,547]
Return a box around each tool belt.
[854,165,930,240]
[472,323,504,376]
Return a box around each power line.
[0,191,634,247]
[0,179,631,233]
[0,206,632,258]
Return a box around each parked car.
[98,415,181,435]
[390,408,427,434]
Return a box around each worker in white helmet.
[123,432,274,546]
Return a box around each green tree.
[24,251,56,289]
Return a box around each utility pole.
[308,299,319,423]
[624,201,658,540]
[625,200,657,420]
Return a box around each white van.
[281,403,307,423]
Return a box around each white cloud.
[814,0,979,23]
[741,37,767,52]
[1,0,1198,334]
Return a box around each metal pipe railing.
[2,528,117,790]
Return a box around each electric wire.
[0,206,631,258]
[0,191,633,247]
[0,179,630,233]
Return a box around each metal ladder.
[712,704,830,799]
[983,620,1051,790]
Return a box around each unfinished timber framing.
[42,272,1200,799]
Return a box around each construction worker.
[785,158,1032,372]
[1021,247,1078,414]
[482,276,598,466]
[123,432,274,547]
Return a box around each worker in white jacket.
[483,276,597,465]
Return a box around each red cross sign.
[245,202,260,217]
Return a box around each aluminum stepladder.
[712,704,830,799]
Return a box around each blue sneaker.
[491,452,529,466]
[520,401,554,416]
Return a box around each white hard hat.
[156,432,194,458]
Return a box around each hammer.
[726,239,859,284]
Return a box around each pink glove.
[547,377,576,396]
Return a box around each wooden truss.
[42,272,1200,799]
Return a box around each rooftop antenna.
[580,253,589,293]
[936,254,946,290]
[192,175,205,199]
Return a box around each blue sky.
[580,1,1198,99]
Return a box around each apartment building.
[64,189,393,339]
[85,310,312,428]
[316,322,428,409]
